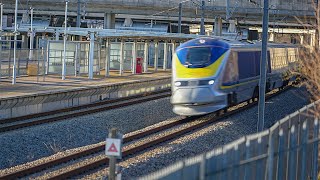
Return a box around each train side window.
[238,51,257,80]
[222,51,239,84]
[270,48,288,72]
[287,48,297,63]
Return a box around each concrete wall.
[0,77,171,120]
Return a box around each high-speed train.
[171,37,299,116]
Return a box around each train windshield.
[185,47,211,67]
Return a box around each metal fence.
[0,48,46,78]
[140,101,320,180]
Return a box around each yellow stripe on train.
[174,53,226,79]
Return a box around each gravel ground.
[81,86,310,179]
[0,97,177,170]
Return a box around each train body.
[171,37,299,116]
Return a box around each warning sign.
[105,138,121,157]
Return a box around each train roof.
[179,37,299,50]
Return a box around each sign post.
[106,128,123,180]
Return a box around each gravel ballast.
[0,86,310,179]
[82,86,310,179]
[0,97,177,169]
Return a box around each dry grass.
[293,2,320,101]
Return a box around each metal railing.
[0,48,45,78]
[140,101,320,180]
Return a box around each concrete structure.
[0,0,315,27]
[0,73,171,120]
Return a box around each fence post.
[288,125,297,180]
[300,121,308,180]
[256,137,263,180]
[243,139,251,180]
[199,154,206,180]
[266,130,274,180]
[232,144,240,180]
[221,148,228,179]
[276,129,285,180]
[312,118,319,180]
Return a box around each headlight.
[175,81,182,86]
[208,80,215,85]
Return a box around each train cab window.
[185,47,211,67]
[176,43,229,68]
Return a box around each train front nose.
[171,87,214,104]
[171,87,227,116]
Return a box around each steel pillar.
[105,38,110,77]
[257,0,270,132]
[214,17,222,36]
[12,0,18,84]
[0,3,2,81]
[76,0,81,28]
[55,31,60,40]
[178,3,182,33]
[163,41,168,71]
[0,3,3,36]
[200,0,205,35]
[74,43,79,76]
[143,40,149,73]
[300,35,304,44]
[228,20,236,33]
[119,39,124,75]
[88,32,95,79]
[172,41,176,60]
[104,13,115,29]
[226,0,230,20]
[154,41,158,72]
[29,8,34,61]
[62,1,68,80]
[132,40,137,74]
[22,34,28,49]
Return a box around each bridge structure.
[0,0,316,29]
[0,0,317,83]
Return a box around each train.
[171,37,299,116]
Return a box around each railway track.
[0,89,171,133]
[0,86,292,179]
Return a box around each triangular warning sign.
[108,143,118,153]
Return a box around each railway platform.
[0,70,171,120]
